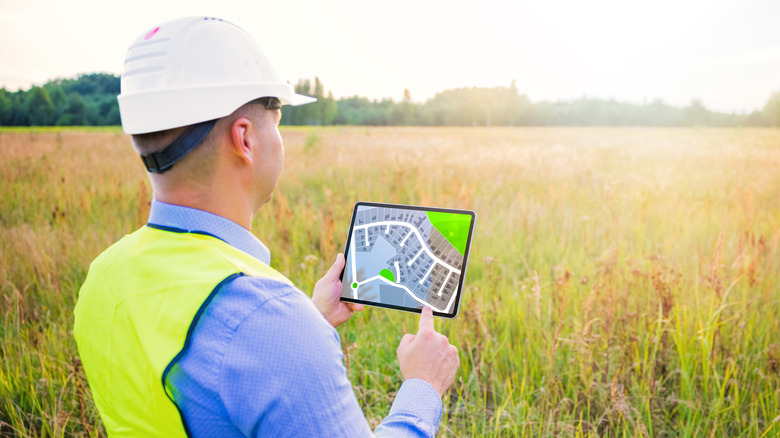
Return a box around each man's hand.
[312,253,363,327]
[396,306,460,397]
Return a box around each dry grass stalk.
[532,270,542,318]
[550,319,563,370]
[709,231,725,298]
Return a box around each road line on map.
[358,275,444,311]
[400,230,411,247]
[407,249,423,266]
[419,262,436,285]
[438,270,452,297]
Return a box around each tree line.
[0,73,120,126]
[2,73,779,127]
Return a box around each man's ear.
[230,117,254,165]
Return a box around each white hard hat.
[118,17,315,135]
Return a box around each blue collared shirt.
[150,201,442,437]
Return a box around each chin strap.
[140,119,218,173]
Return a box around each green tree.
[0,88,12,126]
[96,95,120,125]
[393,88,416,125]
[684,98,711,126]
[46,85,67,122]
[84,100,100,125]
[11,91,29,125]
[26,86,56,125]
[321,91,338,125]
[57,93,88,126]
[334,96,372,125]
[762,92,780,127]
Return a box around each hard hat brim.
[287,93,317,106]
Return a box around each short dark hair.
[254,96,282,110]
[131,126,188,156]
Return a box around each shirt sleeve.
[216,276,442,438]
[374,379,443,438]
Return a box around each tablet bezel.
[339,201,476,318]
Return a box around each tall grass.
[1,126,778,437]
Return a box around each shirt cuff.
[389,379,443,430]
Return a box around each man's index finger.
[418,306,434,334]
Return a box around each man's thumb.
[326,253,345,279]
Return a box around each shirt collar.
[147,200,271,265]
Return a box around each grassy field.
[1,126,779,437]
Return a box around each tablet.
[340,202,476,318]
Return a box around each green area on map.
[379,268,395,283]
[426,211,472,256]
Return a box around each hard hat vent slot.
[125,52,167,65]
[123,66,165,78]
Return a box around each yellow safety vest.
[74,225,292,437]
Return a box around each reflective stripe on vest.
[74,225,292,437]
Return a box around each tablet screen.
[340,202,476,318]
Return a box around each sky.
[1,0,779,113]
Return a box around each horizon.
[1,0,779,113]
[4,71,771,116]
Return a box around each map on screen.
[340,203,475,317]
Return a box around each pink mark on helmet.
[145,27,160,40]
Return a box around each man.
[73,16,459,437]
